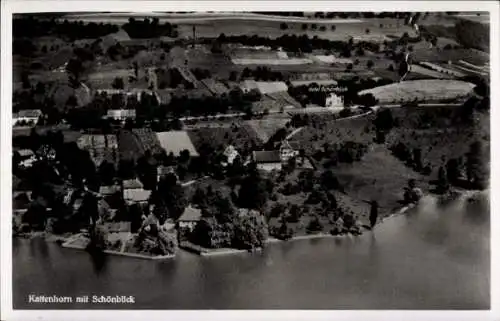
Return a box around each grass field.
[387,107,490,174]
[359,79,475,104]
[245,117,291,143]
[188,123,263,154]
[334,144,430,215]
[293,113,376,155]
[156,131,200,157]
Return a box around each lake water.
[13,194,490,309]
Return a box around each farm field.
[174,17,416,42]
[334,144,430,215]
[292,113,376,155]
[386,107,490,173]
[412,48,489,66]
[409,64,455,79]
[156,131,200,157]
[245,117,291,144]
[188,123,263,154]
[359,79,475,104]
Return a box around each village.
[12,11,490,259]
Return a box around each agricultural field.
[174,17,416,42]
[411,47,489,67]
[118,129,146,162]
[359,79,475,104]
[188,123,263,155]
[156,131,200,157]
[245,116,291,144]
[408,64,455,79]
[333,144,430,215]
[132,128,163,155]
[386,106,490,173]
[292,113,376,155]
[76,134,119,167]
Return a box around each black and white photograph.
[1,1,498,320]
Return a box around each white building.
[106,109,136,121]
[13,109,43,127]
[223,145,240,165]
[325,92,344,108]
[177,205,202,231]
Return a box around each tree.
[321,170,341,191]
[280,22,288,30]
[366,60,374,69]
[446,158,461,185]
[387,64,395,71]
[436,166,449,193]
[229,71,238,81]
[232,210,269,250]
[373,108,394,131]
[112,77,125,89]
[466,141,487,189]
[369,201,378,228]
[331,25,336,31]
[156,174,188,220]
[319,26,326,31]
[87,224,108,252]
[302,23,308,30]
[21,71,31,89]
[358,93,378,108]
[412,148,423,171]
[238,169,271,210]
[345,63,353,71]
[98,160,116,186]
[306,215,323,233]
[365,28,370,34]
[66,58,84,83]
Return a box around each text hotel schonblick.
[28,294,136,304]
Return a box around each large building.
[12,109,43,127]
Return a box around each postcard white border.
[1,1,499,321]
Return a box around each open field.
[245,117,290,143]
[408,64,455,79]
[359,79,475,104]
[62,13,415,41]
[156,131,199,157]
[334,145,430,215]
[188,123,263,153]
[412,48,489,66]
[386,107,490,172]
[292,113,376,155]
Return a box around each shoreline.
[60,236,176,260]
[14,189,486,259]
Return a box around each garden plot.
[359,79,475,104]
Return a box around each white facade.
[256,162,282,172]
[325,93,344,108]
[223,145,239,165]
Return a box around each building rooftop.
[178,206,202,222]
[124,189,151,203]
[123,178,144,190]
[253,150,281,164]
[99,185,121,195]
[107,109,137,118]
[17,149,35,158]
[15,109,43,118]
